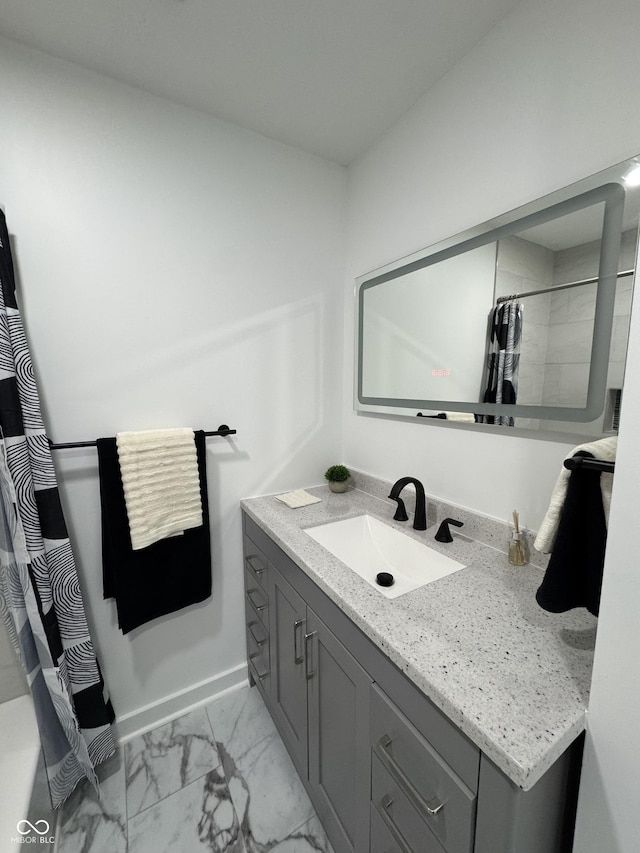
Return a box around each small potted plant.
[324,464,351,493]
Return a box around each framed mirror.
[355,156,640,437]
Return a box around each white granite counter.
[241,479,597,791]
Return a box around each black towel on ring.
[97,430,212,634]
[535,451,606,618]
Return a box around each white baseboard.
[114,662,249,743]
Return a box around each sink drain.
[376,572,395,587]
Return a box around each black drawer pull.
[247,588,267,612]
[377,796,413,853]
[377,735,445,817]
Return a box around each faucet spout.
[388,477,427,530]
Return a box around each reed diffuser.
[509,510,529,566]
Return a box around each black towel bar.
[48,425,236,450]
[564,456,615,473]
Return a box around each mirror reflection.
[490,220,635,434]
[357,156,640,436]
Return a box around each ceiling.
[0,0,522,165]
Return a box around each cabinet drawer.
[370,800,405,853]
[245,570,269,629]
[372,754,447,853]
[247,625,270,683]
[246,614,269,653]
[248,645,270,691]
[371,684,475,853]
[244,536,269,591]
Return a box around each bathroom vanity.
[241,479,595,853]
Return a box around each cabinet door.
[269,567,309,777]
[306,607,372,853]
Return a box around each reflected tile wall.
[542,363,590,407]
[497,235,554,286]
[545,320,594,366]
[495,237,554,407]
[497,225,635,435]
[517,363,545,405]
[552,235,601,284]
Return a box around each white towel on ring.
[534,436,617,554]
[116,428,203,550]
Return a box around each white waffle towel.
[275,489,322,508]
[534,436,617,554]
[116,428,203,550]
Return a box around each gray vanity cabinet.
[306,607,372,853]
[244,540,270,692]
[242,511,582,853]
[268,574,373,853]
[268,567,309,778]
[244,516,372,853]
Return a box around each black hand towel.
[536,451,606,617]
[97,430,212,634]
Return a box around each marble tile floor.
[55,685,334,853]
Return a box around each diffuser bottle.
[509,510,529,566]
[509,532,529,566]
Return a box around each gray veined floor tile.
[56,749,127,853]
[206,686,316,852]
[125,705,221,817]
[128,767,245,853]
[272,815,335,852]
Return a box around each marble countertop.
[241,484,597,791]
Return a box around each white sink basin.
[304,514,466,598]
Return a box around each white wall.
[3,0,640,844]
[0,37,346,731]
[344,0,640,850]
[572,248,640,853]
[345,0,640,531]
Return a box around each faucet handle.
[388,494,409,522]
[435,518,463,543]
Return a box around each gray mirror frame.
[355,174,628,423]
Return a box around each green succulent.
[324,464,351,483]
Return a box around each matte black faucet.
[435,517,464,542]
[388,477,427,530]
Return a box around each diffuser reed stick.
[509,510,527,566]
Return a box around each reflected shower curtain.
[0,211,115,807]
[476,300,523,427]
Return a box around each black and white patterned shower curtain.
[0,210,116,807]
[476,300,523,427]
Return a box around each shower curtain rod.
[48,424,236,450]
[496,268,635,304]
